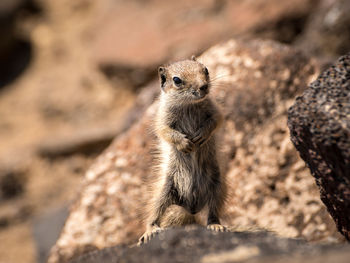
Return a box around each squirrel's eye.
[173,76,182,85]
[204,67,209,76]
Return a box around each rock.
[37,80,159,159]
[37,127,121,159]
[92,0,317,68]
[296,0,350,58]
[48,39,342,263]
[288,53,350,241]
[70,226,350,263]
[99,64,157,91]
[201,39,339,242]
[94,0,319,91]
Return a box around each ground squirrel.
[138,56,226,245]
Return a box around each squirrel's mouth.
[192,89,208,97]
[191,92,208,102]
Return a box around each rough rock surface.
[48,39,342,263]
[288,53,350,240]
[70,226,350,263]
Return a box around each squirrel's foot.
[137,227,163,246]
[207,224,226,232]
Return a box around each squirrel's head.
[158,56,210,103]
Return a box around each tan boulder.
[92,0,317,68]
[48,39,341,263]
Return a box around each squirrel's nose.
[199,84,208,91]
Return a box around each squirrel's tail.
[159,205,197,228]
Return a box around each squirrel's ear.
[158,66,167,89]
[191,55,197,61]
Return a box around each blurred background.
[0,0,349,262]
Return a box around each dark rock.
[69,226,350,263]
[252,4,314,44]
[296,0,350,58]
[288,53,350,240]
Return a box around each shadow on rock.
[0,39,32,88]
[70,226,350,263]
[0,0,40,88]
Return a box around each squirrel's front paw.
[191,130,209,146]
[138,227,163,246]
[176,136,194,153]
